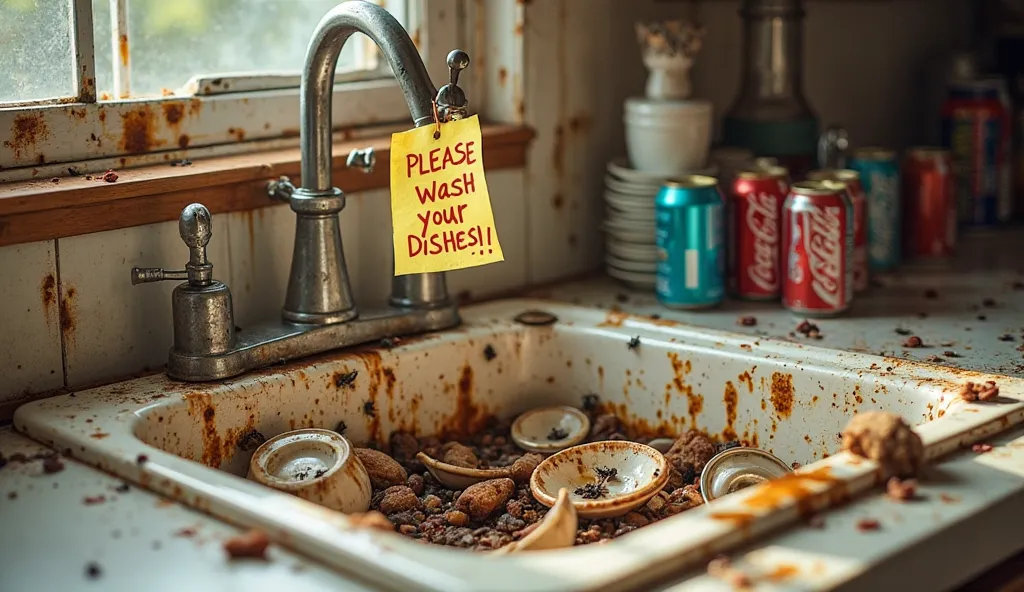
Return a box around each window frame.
[0,0,456,183]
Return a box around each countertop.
[3,232,1024,591]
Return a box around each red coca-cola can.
[728,166,789,300]
[782,180,854,317]
[807,169,868,293]
[902,147,956,259]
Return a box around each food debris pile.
[360,406,732,551]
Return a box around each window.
[0,0,448,181]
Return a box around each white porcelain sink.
[13,299,1024,592]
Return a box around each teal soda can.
[848,147,901,271]
[655,176,725,309]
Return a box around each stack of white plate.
[602,157,718,290]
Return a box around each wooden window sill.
[0,124,534,247]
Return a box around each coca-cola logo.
[745,192,779,291]
[803,205,843,306]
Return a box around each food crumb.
[795,320,822,339]
[959,380,999,402]
[136,454,149,465]
[943,350,959,358]
[50,177,59,183]
[999,334,1015,342]
[972,443,994,454]
[856,518,881,531]
[85,562,102,579]
[175,527,198,538]
[737,316,757,327]
[903,335,923,348]
[83,495,106,505]
[977,315,987,321]
[886,477,917,501]
[894,328,911,335]
[114,482,130,494]
[101,169,119,183]
[223,529,270,560]
[483,344,497,362]
[7,491,17,500]
[170,159,193,167]
[547,426,568,441]
[41,454,65,474]
[982,298,997,308]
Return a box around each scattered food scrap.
[886,477,918,501]
[483,344,497,361]
[972,443,994,454]
[737,316,757,327]
[977,315,987,321]
[223,529,270,561]
[237,430,267,452]
[83,495,106,505]
[136,454,148,465]
[959,380,999,402]
[926,355,945,363]
[41,454,65,474]
[114,482,130,494]
[999,334,1015,342]
[856,518,881,532]
[348,511,395,531]
[902,335,923,348]
[841,411,924,478]
[706,556,752,588]
[894,328,911,336]
[170,159,192,167]
[101,169,118,183]
[795,320,822,339]
[50,177,59,183]
[944,350,959,358]
[547,426,568,441]
[85,562,102,579]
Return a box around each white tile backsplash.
[58,220,231,388]
[0,240,63,406]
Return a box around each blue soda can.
[655,176,725,309]
[849,148,901,271]
[941,80,1006,226]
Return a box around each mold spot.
[59,285,77,346]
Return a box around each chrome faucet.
[132,1,468,381]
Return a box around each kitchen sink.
[13,299,1024,592]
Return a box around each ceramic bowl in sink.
[511,405,590,453]
[530,441,669,519]
[248,428,372,513]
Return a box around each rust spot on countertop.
[709,511,756,529]
[668,352,701,427]
[228,127,246,142]
[121,106,160,154]
[4,113,50,160]
[765,564,800,582]
[742,466,842,515]
[59,285,77,346]
[738,370,754,393]
[770,372,794,418]
[722,381,738,441]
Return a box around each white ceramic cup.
[248,428,372,514]
[624,97,712,175]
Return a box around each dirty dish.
[699,447,792,503]
[511,406,591,454]
[646,438,676,454]
[605,266,656,290]
[605,254,657,274]
[530,441,669,519]
[495,488,578,554]
[248,428,372,513]
[416,451,512,489]
[606,239,658,262]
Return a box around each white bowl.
[248,428,372,514]
[624,98,712,175]
[530,441,669,519]
[606,266,656,290]
[606,239,658,262]
[606,255,657,273]
[511,406,591,454]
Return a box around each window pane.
[0,0,75,103]
[93,0,408,99]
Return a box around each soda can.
[849,148,901,271]
[807,169,869,292]
[902,147,957,258]
[782,180,854,317]
[941,80,1006,226]
[728,166,789,300]
[655,176,725,309]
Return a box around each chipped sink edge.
[10,298,1024,592]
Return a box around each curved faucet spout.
[300,1,436,193]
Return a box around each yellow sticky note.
[390,115,503,276]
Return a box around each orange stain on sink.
[770,372,794,418]
[709,511,756,529]
[738,370,754,393]
[598,310,628,327]
[184,391,223,468]
[668,352,702,427]
[722,381,739,441]
[765,564,800,582]
[741,466,843,515]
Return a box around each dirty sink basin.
[13,299,1024,592]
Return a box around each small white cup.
[248,428,372,514]
[624,97,712,175]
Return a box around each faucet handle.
[436,49,470,122]
[131,203,215,287]
[346,147,376,173]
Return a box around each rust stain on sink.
[770,372,794,418]
[723,381,739,441]
[668,352,701,427]
[184,391,223,468]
